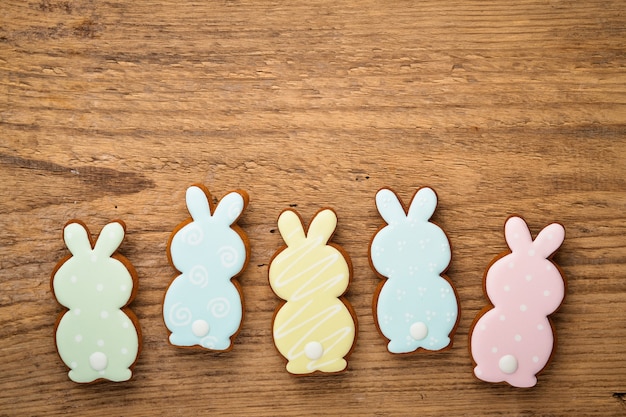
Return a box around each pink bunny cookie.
[470,216,566,388]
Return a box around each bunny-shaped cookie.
[470,216,566,387]
[269,208,357,374]
[163,185,249,351]
[370,187,459,353]
[51,220,141,383]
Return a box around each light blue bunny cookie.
[370,187,459,354]
[163,185,249,351]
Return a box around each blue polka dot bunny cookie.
[163,185,249,351]
[51,220,141,383]
[369,187,459,354]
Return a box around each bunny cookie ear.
[532,222,565,258]
[213,191,248,226]
[375,188,406,225]
[278,209,306,246]
[307,209,337,245]
[504,216,533,252]
[63,221,93,257]
[93,221,126,257]
[185,186,212,221]
[407,187,438,221]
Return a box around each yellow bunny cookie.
[269,208,357,375]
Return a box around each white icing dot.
[96,284,103,292]
[537,324,545,331]
[97,339,104,347]
[121,348,128,355]
[491,347,498,353]
[70,275,77,283]
[504,285,511,292]
[99,370,106,375]
[475,368,483,376]
[508,262,515,269]
[91,254,98,262]
[533,356,539,363]
[191,320,210,337]
[513,233,519,239]
[120,285,127,292]
[89,352,107,371]
[122,321,129,328]
[514,334,522,342]
[525,275,533,282]
[544,290,551,296]
[528,249,535,256]
[409,322,428,341]
[304,341,324,360]
[499,354,518,374]
[520,304,527,312]
[74,309,81,316]
[74,334,82,343]
[546,264,553,271]
[70,361,77,369]
[480,324,487,331]
[100,310,109,319]
[499,314,506,321]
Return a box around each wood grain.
[1,0,625,415]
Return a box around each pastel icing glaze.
[163,185,249,351]
[51,221,140,383]
[370,187,459,354]
[269,209,357,374]
[470,216,566,388]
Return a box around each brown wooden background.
[1,0,625,415]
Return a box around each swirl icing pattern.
[168,303,192,326]
[163,185,249,351]
[51,220,141,383]
[269,208,357,374]
[370,187,459,354]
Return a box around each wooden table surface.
[1,0,625,415]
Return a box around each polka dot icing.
[470,216,566,388]
[52,220,141,383]
[370,187,458,354]
[163,185,249,351]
